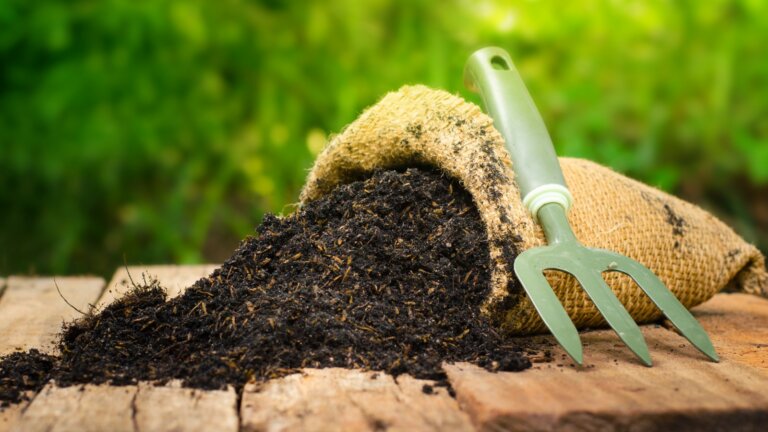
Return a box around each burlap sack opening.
[300,85,768,335]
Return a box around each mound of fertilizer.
[0,168,530,406]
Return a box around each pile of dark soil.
[0,168,530,406]
[0,350,55,406]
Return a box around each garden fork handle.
[464,47,573,220]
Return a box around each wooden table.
[1,266,767,431]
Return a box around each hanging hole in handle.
[490,56,510,70]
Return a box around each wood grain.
[0,277,104,432]
[0,400,25,432]
[445,295,768,431]
[689,293,768,373]
[240,368,474,432]
[0,277,104,355]
[11,384,135,432]
[134,381,238,432]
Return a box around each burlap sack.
[300,85,768,335]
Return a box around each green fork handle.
[464,47,573,219]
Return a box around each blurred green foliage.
[1,0,767,277]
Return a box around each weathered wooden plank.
[134,381,238,432]
[445,294,768,432]
[0,278,11,432]
[0,404,25,432]
[9,269,768,432]
[0,277,104,432]
[12,384,136,432]
[15,265,238,432]
[240,368,474,432]
[0,391,24,429]
[96,264,218,309]
[689,293,768,373]
[0,277,104,355]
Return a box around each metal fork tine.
[572,269,653,366]
[608,256,720,362]
[513,256,583,365]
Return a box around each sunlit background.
[2,0,767,278]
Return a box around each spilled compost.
[0,168,530,406]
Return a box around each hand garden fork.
[464,47,719,366]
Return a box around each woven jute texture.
[300,85,768,335]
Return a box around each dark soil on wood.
[0,168,530,406]
[0,349,55,407]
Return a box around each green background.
[2,0,767,278]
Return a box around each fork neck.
[536,203,578,245]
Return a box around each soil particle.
[0,168,530,406]
[663,203,687,249]
[663,203,686,237]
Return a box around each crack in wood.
[130,389,139,432]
